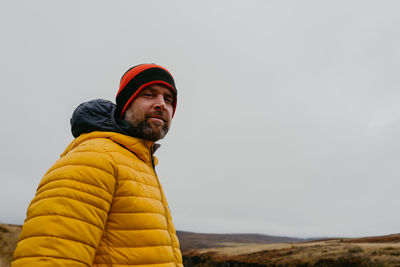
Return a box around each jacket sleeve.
[12,146,117,267]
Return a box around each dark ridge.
[176,230,307,252]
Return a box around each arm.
[12,147,117,267]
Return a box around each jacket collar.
[62,131,158,165]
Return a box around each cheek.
[125,104,147,122]
[131,103,148,118]
[166,106,174,118]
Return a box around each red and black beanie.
[116,64,177,118]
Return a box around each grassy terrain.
[183,238,400,266]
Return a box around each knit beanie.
[116,64,177,118]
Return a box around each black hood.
[70,99,136,138]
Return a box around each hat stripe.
[118,64,173,95]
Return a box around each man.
[12,64,183,267]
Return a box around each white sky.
[1,0,400,238]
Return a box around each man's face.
[123,84,174,141]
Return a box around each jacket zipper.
[150,146,176,265]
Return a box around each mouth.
[147,114,166,124]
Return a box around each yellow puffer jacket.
[12,131,183,266]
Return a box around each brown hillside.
[183,239,400,266]
[344,233,400,243]
[0,223,21,267]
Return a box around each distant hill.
[344,233,400,243]
[176,230,306,252]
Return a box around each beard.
[124,113,170,141]
[132,119,169,141]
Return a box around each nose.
[154,95,166,110]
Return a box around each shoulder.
[44,137,122,182]
[69,137,122,154]
[37,137,122,194]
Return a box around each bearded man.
[12,64,183,267]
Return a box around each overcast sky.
[1,0,399,238]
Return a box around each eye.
[165,96,174,105]
[142,92,154,97]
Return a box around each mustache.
[146,111,167,122]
